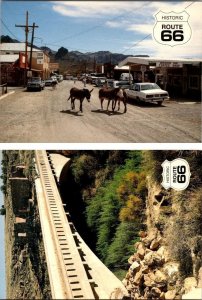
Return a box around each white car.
[125,82,169,106]
[27,77,45,91]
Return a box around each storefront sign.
[37,59,44,64]
[19,52,28,69]
[27,71,32,77]
[156,62,183,68]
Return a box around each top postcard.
[0,0,201,143]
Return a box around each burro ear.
[89,89,94,93]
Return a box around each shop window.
[189,76,199,89]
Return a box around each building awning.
[118,56,202,68]
[0,54,19,63]
[114,65,130,70]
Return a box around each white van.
[120,73,133,81]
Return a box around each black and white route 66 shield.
[153,11,192,47]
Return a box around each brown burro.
[68,87,93,112]
[99,87,127,113]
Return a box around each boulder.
[184,277,197,294]
[130,261,140,272]
[139,230,147,238]
[128,255,137,265]
[144,272,155,287]
[141,265,150,274]
[163,262,179,277]
[144,251,164,267]
[197,267,202,288]
[134,241,141,250]
[154,270,167,287]
[182,288,202,299]
[137,243,145,259]
[134,269,143,285]
[151,287,162,297]
[160,291,165,299]
[150,237,162,250]
[165,289,176,300]
[110,287,129,299]
[141,230,157,247]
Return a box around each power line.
[52,2,148,43]
[184,1,196,9]
[0,18,22,41]
[119,1,197,54]
[121,34,152,54]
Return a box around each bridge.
[34,150,128,299]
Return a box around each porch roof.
[118,56,202,67]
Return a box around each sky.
[1,1,202,58]
[0,151,6,299]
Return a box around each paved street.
[0,80,201,143]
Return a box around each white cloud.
[51,1,202,58]
[127,24,152,35]
[52,1,150,18]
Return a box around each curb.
[0,91,15,100]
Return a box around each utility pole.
[109,54,112,78]
[15,11,38,86]
[29,22,39,70]
[93,56,96,73]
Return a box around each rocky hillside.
[1,150,202,299]
[122,151,202,299]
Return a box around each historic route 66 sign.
[161,158,191,191]
[153,11,192,47]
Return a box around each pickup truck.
[125,82,169,106]
[27,77,45,91]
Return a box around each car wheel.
[157,101,163,106]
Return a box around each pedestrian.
[51,81,57,90]
[83,77,86,87]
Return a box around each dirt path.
[0,81,201,143]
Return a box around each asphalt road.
[0,80,201,143]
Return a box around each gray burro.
[122,230,202,299]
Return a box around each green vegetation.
[70,151,147,277]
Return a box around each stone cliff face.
[4,151,51,299]
[123,177,202,299]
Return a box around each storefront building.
[118,57,202,100]
[0,43,50,85]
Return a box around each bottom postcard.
[0,150,201,299]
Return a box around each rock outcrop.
[123,178,202,299]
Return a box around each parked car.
[125,82,169,105]
[51,76,58,84]
[65,74,73,80]
[44,78,54,86]
[112,80,131,89]
[95,77,107,87]
[58,74,63,82]
[27,77,45,91]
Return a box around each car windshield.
[140,84,160,90]
[29,77,41,82]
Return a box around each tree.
[0,205,6,216]
[105,222,139,269]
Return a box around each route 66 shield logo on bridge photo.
[153,11,192,47]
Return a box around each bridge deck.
[35,150,128,299]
